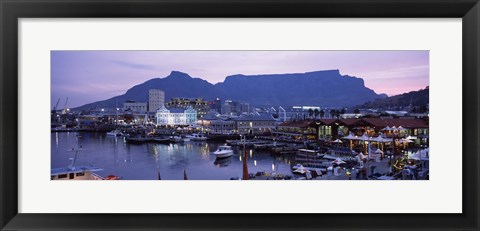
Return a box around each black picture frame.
[1,0,479,230]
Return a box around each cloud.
[359,65,429,80]
[112,60,158,71]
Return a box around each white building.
[156,105,197,126]
[149,89,165,113]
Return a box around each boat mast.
[68,135,83,170]
[115,100,119,128]
[242,135,249,180]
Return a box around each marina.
[51,132,295,180]
[52,129,429,180]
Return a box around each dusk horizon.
[51,51,429,108]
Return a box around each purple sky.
[51,51,429,108]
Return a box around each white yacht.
[51,146,105,180]
[106,130,123,136]
[169,136,190,142]
[186,133,208,141]
[212,145,234,158]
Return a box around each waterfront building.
[166,97,210,118]
[156,105,197,126]
[123,100,148,113]
[234,113,276,135]
[196,111,236,134]
[282,106,329,121]
[221,100,249,116]
[273,117,429,144]
[148,89,165,113]
[274,120,318,141]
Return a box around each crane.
[62,97,69,114]
[52,98,60,113]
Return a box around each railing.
[91,172,105,180]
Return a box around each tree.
[319,110,325,119]
[340,108,346,115]
[314,109,320,119]
[330,109,337,118]
[354,108,360,114]
[308,108,314,118]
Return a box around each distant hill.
[74,70,386,111]
[358,87,429,109]
[74,71,218,111]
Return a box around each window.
[58,174,67,179]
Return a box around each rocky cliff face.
[74,70,385,110]
[215,69,383,107]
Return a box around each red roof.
[276,118,428,129]
[362,118,428,128]
[338,119,359,126]
[318,119,337,125]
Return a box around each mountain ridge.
[357,86,429,109]
[73,70,388,111]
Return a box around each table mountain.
[74,70,385,110]
[216,70,384,107]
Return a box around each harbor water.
[51,132,294,180]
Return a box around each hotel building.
[156,105,197,126]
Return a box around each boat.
[212,145,234,158]
[253,143,268,149]
[186,133,208,141]
[106,130,123,136]
[126,137,149,144]
[151,137,172,144]
[169,136,190,143]
[51,138,105,180]
[105,175,122,180]
[51,165,105,180]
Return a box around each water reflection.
[51,132,294,180]
[214,156,232,167]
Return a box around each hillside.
[74,70,386,111]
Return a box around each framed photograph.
[1,0,479,230]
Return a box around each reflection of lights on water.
[249,149,253,158]
[254,160,257,166]
[55,133,59,147]
[153,145,159,161]
[272,164,275,171]
[239,156,242,161]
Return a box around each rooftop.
[234,113,275,121]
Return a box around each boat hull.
[213,151,234,158]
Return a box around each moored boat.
[126,137,149,144]
[169,136,190,143]
[186,133,208,141]
[51,137,106,180]
[150,137,172,144]
[212,145,234,158]
[106,130,123,136]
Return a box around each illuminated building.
[156,105,197,126]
